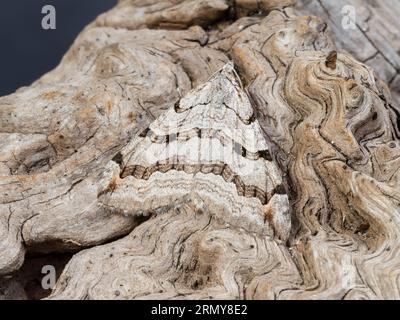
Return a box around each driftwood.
[0,0,400,299]
[297,0,400,106]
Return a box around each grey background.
[0,0,116,96]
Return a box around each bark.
[0,0,399,299]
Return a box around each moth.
[99,63,291,241]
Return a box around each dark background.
[0,0,116,96]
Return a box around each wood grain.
[1,0,399,300]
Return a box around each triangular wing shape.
[99,63,291,240]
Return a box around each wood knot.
[325,51,337,69]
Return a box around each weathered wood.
[297,0,400,106]
[1,0,400,300]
